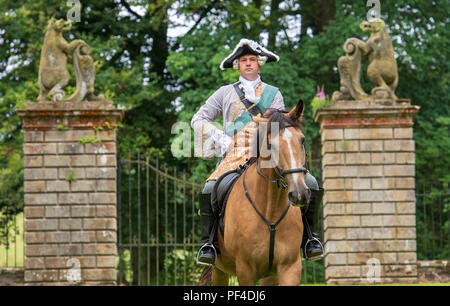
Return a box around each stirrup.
[303,237,324,261]
[196,243,217,267]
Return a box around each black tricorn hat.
[220,39,279,70]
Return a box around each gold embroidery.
[229,97,244,122]
[208,82,266,181]
[207,122,258,181]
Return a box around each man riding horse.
[191,39,324,266]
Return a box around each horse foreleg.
[277,259,302,286]
[235,260,257,286]
[260,275,279,286]
[212,267,229,286]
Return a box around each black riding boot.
[196,193,217,266]
[301,187,324,261]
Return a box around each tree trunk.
[268,0,282,49]
[301,0,336,36]
[149,19,169,78]
[313,0,336,33]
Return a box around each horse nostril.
[288,191,298,203]
[289,189,311,205]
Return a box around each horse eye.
[300,137,305,145]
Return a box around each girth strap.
[242,164,291,277]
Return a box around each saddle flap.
[211,170,241,216]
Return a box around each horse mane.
[262,108,303,134]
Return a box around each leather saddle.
[210,169,241,237]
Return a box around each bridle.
[256,159,308,191]
[254,123,309,191]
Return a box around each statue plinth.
[314,98,420,284]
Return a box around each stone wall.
[417,260,450,283]
[314,99,420,284]
[18,101,123,285]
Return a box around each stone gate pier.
[18,101,123,285]
[314,99,420,284]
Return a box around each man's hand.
[220,133,233,156]
[208,129,233,157]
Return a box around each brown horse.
[200,99,310,286]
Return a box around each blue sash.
[216,84,279,167]
[224,84,279,137]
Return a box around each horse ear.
[287,99,304,121]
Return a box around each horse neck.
[250,159,288,222]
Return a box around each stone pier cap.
[313,99,419,129]
[17,101,124,131]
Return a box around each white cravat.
[239,75,261,104]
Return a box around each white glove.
[220,133,233,156]
[209,129,233,157]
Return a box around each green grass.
[0,212,24,268]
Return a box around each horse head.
[251,99,311,207]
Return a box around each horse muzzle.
[288,189,311,207]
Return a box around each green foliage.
[302,259,325,284]
[416,186,450,260]
[0,211,24,267]
[311,97,331,113]
[117,249,133,285]
[93,121,121,132]
[0,0,180,195]
[64,171,78,182]
[164,249,204,285]
[78,135,101,144]
[166,0,449,186]
[1,0,446,192]
[415,116,450,186]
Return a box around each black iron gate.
[117,153,204,285]
[416,184,450,260]
[0,195,24,270]
[116,153,325,285]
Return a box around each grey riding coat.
[191,82,284,160]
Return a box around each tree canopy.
[0,0,448,195]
